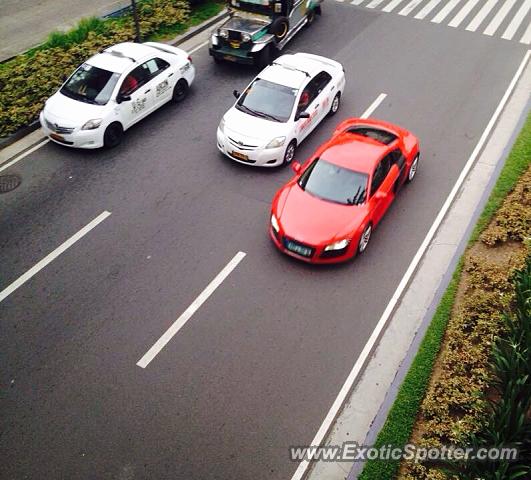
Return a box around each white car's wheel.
[172,79,189,103]
[328,92,341,116]
[282,140,297,166]
[103,122,123,149]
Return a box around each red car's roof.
[319,133,390,173]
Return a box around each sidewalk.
[302,53,531,480]
[0,0,129,61]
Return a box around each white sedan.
[217,52,345,167]
[40,42,195,149]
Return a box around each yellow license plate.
[232,151,248,161]
[230,40,241,48]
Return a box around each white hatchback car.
[217,52,345,167]
[40,42,195,149]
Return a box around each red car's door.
[369,160,400,226]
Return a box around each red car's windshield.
[298,159,368,205]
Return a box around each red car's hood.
[276,184,366,245]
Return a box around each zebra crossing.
[334,0,531,44]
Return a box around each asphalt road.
[1,3,529,479]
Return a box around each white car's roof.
[259,53,343,89]
[86,42,158,74]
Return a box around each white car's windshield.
[61,63,121,105]
[236,78,297,123]
[298,159,368,205]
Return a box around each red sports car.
[269,117,420,263]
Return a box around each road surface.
[1,1,529,479]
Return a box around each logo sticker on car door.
[156,79,170,97]
[132,97,147,114]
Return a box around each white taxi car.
[217,53,345,167]
[40,42,195,149]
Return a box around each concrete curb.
[169,9,229,47]
[0,9,229,157]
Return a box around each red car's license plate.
[286,241,312,257]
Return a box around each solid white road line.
[366,0,386,8]
[0,139,49,174]
[502,0,531,40]
[431,0,462,24]
[414,0,443,19]
[448,0,481,28]
[399,0,425,16]
[360,93,387,118]
[0,210,111,304]
[136,251,246,368]
[466,0,498,32]
[484,0,518,36]
[520,18,531,43]
[289,49,531,480]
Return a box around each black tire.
[256,45,271,70]
[269,17,289,41]
[306,9,316,26]
[213,56,223,65]
[357,223,372,255]
[172,79,189,103]
[406,153,419,183]
[282,140,297,166]
[328,92,341,116]
[103,122,123,149]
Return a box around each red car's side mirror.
[291,161,302,174]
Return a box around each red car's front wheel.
[358,223,372,254]
[407,153,419,183]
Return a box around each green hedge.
[0,0,222,138]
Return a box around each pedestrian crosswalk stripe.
[484,0,518,35]
[383,0,407,12]
[339,0,531,44]
[448,0,481,28]
[521,17,531,42]
[399,0,425,16]
[431,0,462,24]
[502,0,531,39]
[414,0,443,19]
[466,0,499,31]
[366,0,387,8]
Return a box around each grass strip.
[358,261,463,480]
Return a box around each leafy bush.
[451,258,531,480]
[0,0,192,137]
